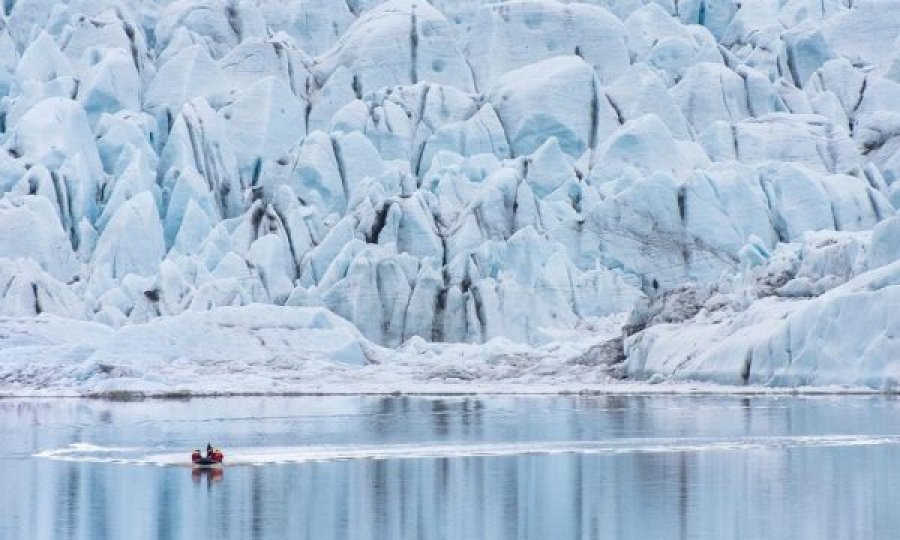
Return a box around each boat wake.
[34,435,900,467]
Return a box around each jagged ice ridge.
[1,0,900,394]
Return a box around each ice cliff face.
[0,0,899,387]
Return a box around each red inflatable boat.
[192,446,224,466]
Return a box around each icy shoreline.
[0,303,892,398]
[2,383,889,399]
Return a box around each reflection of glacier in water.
[36,435,900,467]
[6,395,900,540]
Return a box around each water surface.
[2,395,899,539]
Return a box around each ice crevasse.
[0,0,899,392]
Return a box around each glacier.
[0,0,899,395]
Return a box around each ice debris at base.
[0,0,899,392]
[0,307,631,396]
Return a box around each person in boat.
[192,444,223,464]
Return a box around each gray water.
[2,395,900,540]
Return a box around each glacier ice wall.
[0,0,897,359]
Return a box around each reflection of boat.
[192,467,224,483]
[192,445,224,466]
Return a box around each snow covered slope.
[0,0,899,392]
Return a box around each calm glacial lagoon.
[2,395,900,540]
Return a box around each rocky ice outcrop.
[0,0,898,390]
[623,242,900,388]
